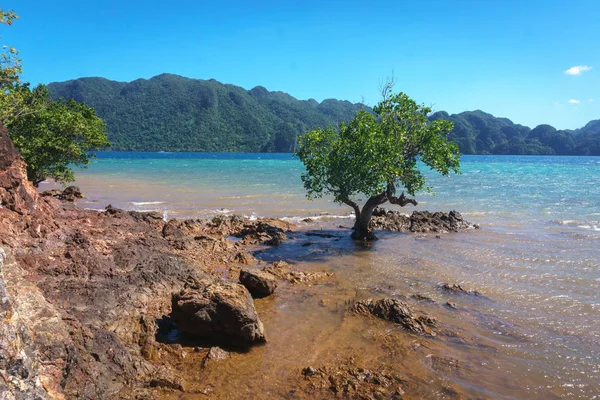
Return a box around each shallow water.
[40,153,600,398]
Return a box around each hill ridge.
[48,75,600,155]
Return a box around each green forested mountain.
[430,110,600,155]
[47,74,366,152]
[48,74,600,155]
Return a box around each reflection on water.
[40,153,600,398]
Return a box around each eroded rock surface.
[0,128,271,398]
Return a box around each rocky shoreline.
[1,125,481,399]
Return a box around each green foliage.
[296,90,460,206]
[47,74,367,152]
[48,74,600,156]
[7,85,109,186]
[0,9,28,125]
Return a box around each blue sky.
[2,0,598,129]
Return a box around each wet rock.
[302,366,319,376]
[239,269,278,298]
[350,298,436,336]
[440,283,481,296]
[411,293,435,302]
[409,210,478,233]
[371,207,411,232]
[238,221,288,245]
[371,208,479,234]
[171,280,266,347]
[300,364,406,400]
[201,346,229,368]
[444,301,458,310]
[60,185,84,201]
[149,374,184,391]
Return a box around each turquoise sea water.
[40,153,600,398]
[50,153,600,228]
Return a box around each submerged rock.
[440,283,481,296]
[263,260,332,284]
[201,346,230,368]
[350,298,436,336]
[239,268,278,298]
[299,363,406,399]
[171,280,266,347]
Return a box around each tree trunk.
[350,193,387,241]
[351,206,378,241]
[348,185,418,241]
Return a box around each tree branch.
[341,197,361,216]
[386,183,417,206]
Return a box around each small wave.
[215,208,233,214]
[280,214,355,223]
[553,220,578,225]
[244,212,259,221]
[578,224,600,231]
[131,201,165,206]
[83,206,105,212]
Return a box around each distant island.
[48,74,600,155]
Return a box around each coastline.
[3,143,599,398]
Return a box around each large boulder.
[171,279,266,347]
[239,268,278,298]
[0,123,39,215]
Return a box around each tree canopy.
[296,85,460,240]
[8,85,109,186]
[1,9,109,186]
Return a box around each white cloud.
[589,99,594,103]
[568,99,581,104]
[564,65,592,75]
